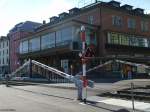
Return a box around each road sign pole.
[81,25,87,103]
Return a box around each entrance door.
[61,59,69,73]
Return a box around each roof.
[0,36,8,41]
[35,1,150,32]
[9,21,42,34]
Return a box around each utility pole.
[80,25,87,103]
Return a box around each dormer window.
[69,8,80,15]
[108,1,120,8]
[50,16,59,23]
[134,8,144,14]
[59,12,69,19]
[121,4,133,11]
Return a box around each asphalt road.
[0,84,136,112]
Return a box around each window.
[3,50,4,55]
[41,32,55,49]
[56,30,61,44]
[6,57,9,64]
[56,27,72,46]
[141,21,149,32]
[129,36,138,46]
[107,32,119,44]
[29,37,40,52]
[3,58,4,64]
[112,16,122,27]
[111,33,119,44]
[147,39,150,47]
[128,18,136,29]
[22,40,28,53]
[120,35,129,45]
[7,49,8,54]
[138,38,148,47]
[3,42,4,48]
[88,15,94,24]
[61,27,72,41]
[6,41,8,46]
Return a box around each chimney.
[43,20,46,24]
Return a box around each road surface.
[0,84,138,112]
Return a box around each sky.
[0,0,150,36]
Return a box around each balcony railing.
[19,40,80,55]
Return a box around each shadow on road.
[115,109,130,112]
[10,86,75,101]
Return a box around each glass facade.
[22,40,28,53]
[56,27,72,46]
[29,37,40,52]
[41,32,55,50]
[107,32,150,48]
[19,27,74,54]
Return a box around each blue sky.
[0,0,149,36]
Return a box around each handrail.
[32,60,74,80]
[11,60,30,78]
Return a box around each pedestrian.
[128,70,132,79]
[74,75,83,101]
[4,71,9,87]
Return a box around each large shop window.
[56,27,72,46]
[41,32,55,50]
[56,30,62,45]
[29,37,40,52]
[107,32,150,48]
[62,27,72,41]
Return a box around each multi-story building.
[8,21,41,72]
[18,1,150,78]
[0,36,9,76]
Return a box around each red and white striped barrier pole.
[80,25,87,103]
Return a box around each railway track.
[100,86,150,103]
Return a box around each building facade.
[0,36,9,76]
[8,21,41,72]
[18,1,150,78]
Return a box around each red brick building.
[8,21,41,72]
[18,1,150,78]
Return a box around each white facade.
[0,36,9,75]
